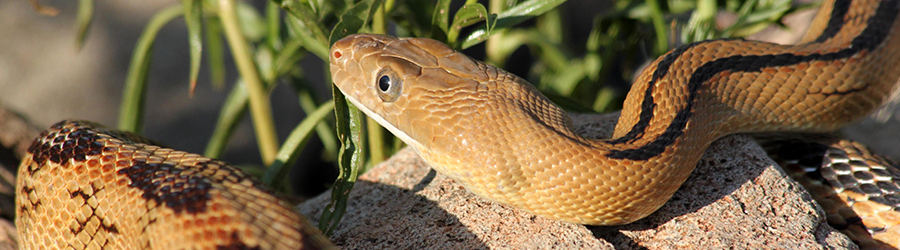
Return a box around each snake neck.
[426,0,900,225]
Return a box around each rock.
[0,220,17,250]
[0,105,36,249]
[297,112,856,249]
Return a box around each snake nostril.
[333,50,343,60]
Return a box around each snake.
[328,0,900,247]
[13,0,900,249]
[16,120,334,249]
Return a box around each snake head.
[329,34,498,154]
[329,34,578,190]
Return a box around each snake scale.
[14,0,900,248]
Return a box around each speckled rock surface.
[297,112,856,249]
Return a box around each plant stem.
[645,0,669,55]
[372,1,386,34]
[485,0,506,66]
[218,0,279,165]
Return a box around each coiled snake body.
[16,121,333,249]
[16,0,900,248]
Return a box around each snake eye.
[375,68,401,102]
[378,75,391,92]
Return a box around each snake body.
[14,0,900,249]
[15,121,332,249]
[760,135,900,248]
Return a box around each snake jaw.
[339,82,426,154]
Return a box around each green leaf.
[205,16,226,89]
[551,59,586,96]
[482,29,530,67]
[204,81,249,158]
[296,87,337,158]
[643,0,668,55]
[262,102,335,190]
[372,0,388,34]
[235,2,267,42]
[319,0,384,236]
[183,0,203,95]
[460,0,565,49]
[431,0,452,38]
[328,0,385,45]
[681,0,718,43]
[542,92,595,113]
[592,86,619,113]
[266,2,284,50]
[320,85,364,236]
[386,0,434,37]
[118,6,184,133]
[74,0,94,51]
[273,39,306,77]
[446,3,491,44]
[277,0,330,50]
[366,117,385,167]
[285,15,329,60]
[256,47,276,84]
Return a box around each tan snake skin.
[14,0,900,249]
[16,121,333,249]
[329,0,900,247]
[759,135,900,248]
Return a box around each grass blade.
[204,81,249,158]
[296,87,337,157]
[262,102,335,190]
[266,2,284,50]
[328,0,384,45]
[366,117,385,166]
[205,16,227,90]
[118,6,184,133]
[644,0,668,55]
[460,0,565,49]
[74,0,94,51]
[273,39,305,77]
[284,15,330,60]
[183,0,204,95]
[277,0,329,49]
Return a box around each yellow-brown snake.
[15,0,900,248]
[17,121,334,249]
[329,0,900,247]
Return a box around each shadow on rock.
[297,152,490,249]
